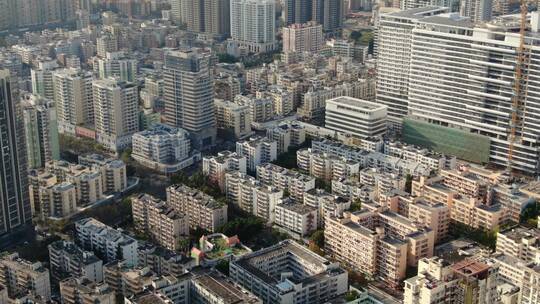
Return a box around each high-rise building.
[460,0,492,23]
[31,59,59,100]
[283,0,312,25]
[52,68,94,135]
[22,94,60,169]
[170,0,183,24]
[92,78,139,152]
[163,50,216,148]
[203,0,230,36]
[96,52,138,82]
[312,0,344,34]
[375,7,450,126]
[282,21,324,53]
[230,0,276,53]
[0,70,31,243]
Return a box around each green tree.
[216,260,230,276]
[405,174,413,193]
[350,31,362,42]
[310,230,325,248]
[350,199,362,212]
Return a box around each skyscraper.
[92,78,139,152]
[163,50,216,148]
[230,0,276,53]
[312,0,344,34]
[22,94,60,169]
[283,0,312,25]
[0,70,31,242]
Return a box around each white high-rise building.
[52,68,94,135]
[377,8,540,173]
[230,0,276,53]
[95,52,138,82]
[92,79,139,152]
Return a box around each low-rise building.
[60,278,116,304]
[132,124,199,173]
[203,151,247,190]
[297,149,359,181]
[256,163,316,202]
[325,96,387,139]
[274,200,318,237]
[234,95,274,122]
[266,121,306,154]
[0,253,51,302]
[75,218,138,266]
[236,136,278,171]
[214,99,253,139]
[132,194,189,251]
[166,184,228,232]
[230,240,348,304]
[48,240,103,283]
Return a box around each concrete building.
[203,151,247,190]
[92,78,139,152]
[132,194,189,251]
[266,121,306,154]
[496,227,540,263]
[274,200,318,237]
[75,218,138,266]
[0,70,31,243]
[166,184,228,232]
[78,154,128,194]
[230,240,348,303]
[60,277,116,304]
[48,240,103,282]
[230,0,276,53]
[132,124,197,173]
[312,0,344,34]
[96,52,138,82]
[37,181,77,219]
[0,253,51,302]
[31,59,59,100]
[283,0,312,25]
[163,50,216,148]
[190,271,261,303]
[225,171,283,223]
[236,136,278,171]
[256,163,316,202]
[404,257,499,304]
[234,95,274,123]
[325,96,387,139]
[282,21,324,53]
[52,68,94,135]
[214,99,253,139]
[256,86,295,117]
[297,149,360,181]
[460,0,492,23]
[22,94,60,169]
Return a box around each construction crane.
[507,0,529,175]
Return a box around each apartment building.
[325,96,387,139]
[202,151,247,190]
[225,171,283,223]
[60,277,116,304]
[234,95,274,123]
[0,253,51,301]
[297,149,359,181]
[215,74,241,101]
[236,136,278,171]
[75,218,138,266]
[266,121,306,154]
[230,0,276,53]
[384,141,456,171]
[48,240,103,282]
[132,194,189,251]
[332,178,375,204]
[496,227,540,263]
[190,271,262,303]
[132,124,195,173]
[214,99,253,139]
[407,199,450,243]
[166,185,228,232]
[256,86,294,117]
[96,51,137,82]
[303,189,350,227]
[274,200,318,237]
[78,154,128,194]
[359,168,406,199]
[326,39,369,63]
[492,252,540,304]
[283,21,324,53]
[37,181,77,219]
[230,240,348,303]
[404,257,499,304]
[256,163,316,202]
[137,243,197,277]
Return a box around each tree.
[218,217,264,241]
[344,290,359,301]
[350,31,362,42]
[310,230,325,248]
[216,260,230,276]
[350,199,362,212]
[405,174,413,193]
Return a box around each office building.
[132,194,189,251]
[163,50,216,148]
[325,96,387,139]
[236,136,278,171]
[283,22,324,53]
[230,0,276,53]
[22,94,60,169]
[0,70,31,243]
[230,240,348,303]
[48,240,103,282]
[52,68,94,135]
[92,78,139,152]
[132,124,197,173]
[166,184,228,232]
[0,253,51,301]
[75,218,138,266]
